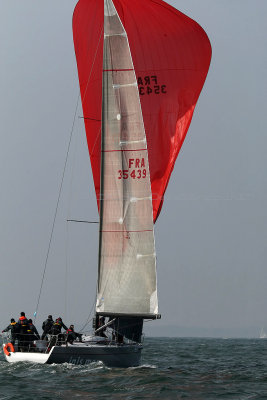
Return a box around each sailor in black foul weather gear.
[17,312,29,332]
[41,315,54,340]
[26,319,40,348]
[51,317,68,335]
[17,312,29,350]
[50,317,68,346]
[66,325,82,344]
[95,315,107,338]
[2,318,19,345]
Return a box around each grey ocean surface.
[1,337,267,399]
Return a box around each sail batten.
[96,0,158,317]
[113,83,137,88]
[104,33,127,37]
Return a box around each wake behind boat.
[3,0,210,367]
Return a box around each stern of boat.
[2,343,51,364]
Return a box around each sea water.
[1,337,267,399]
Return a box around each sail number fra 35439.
[137,75,167,96]
[118,158,147,180]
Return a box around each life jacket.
[10,322,17,329]
[51,321,62,334]
[9,322,18,334]
[18,316,28,327]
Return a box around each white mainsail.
[96,0,158,317]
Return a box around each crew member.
[95,316,107,338]
[17,312,29,351]
[41,315,54,340]
[51,317,68,345]
[108,318,123,344]
[66,325,82,344]
[2,318,19,345]
[27,319,40,349]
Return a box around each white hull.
[3,349,50,364]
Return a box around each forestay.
[96,0,158,317]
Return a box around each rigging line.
[80,25,104,106]
[34,90,81,324]
[64,104,80,321]
[75,214,98,334]
[34,26,104,324]
[85,27,104,155]
[79,286,98,333]
[64,220,69,321]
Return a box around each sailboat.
[260,328,267,339]
[2,0,211,366]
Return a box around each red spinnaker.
[73,0,211,222]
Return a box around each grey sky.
[0,1,266,337]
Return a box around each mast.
[96,0,158,319]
